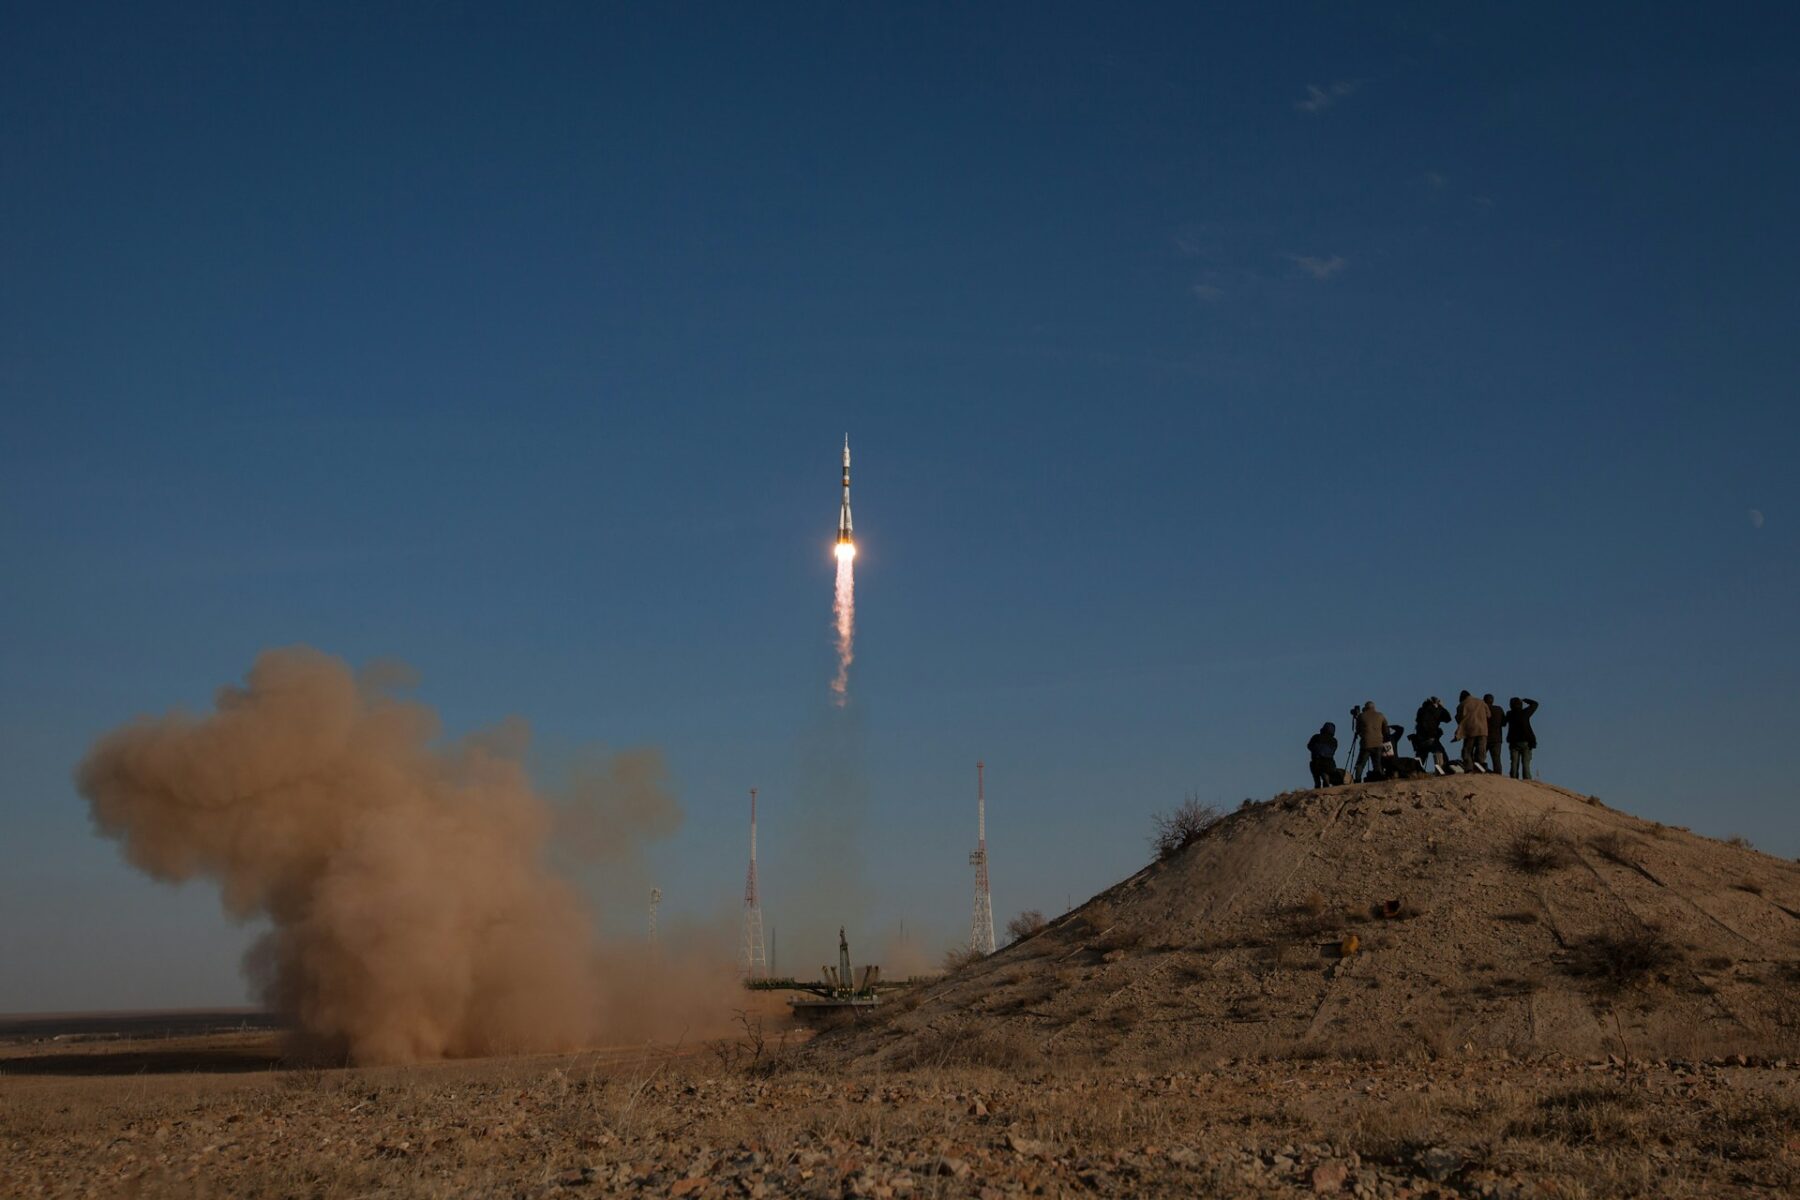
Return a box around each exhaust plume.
[76,647,709,1064]
[831,545,855,704]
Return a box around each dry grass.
[1508,1082,1642,1145]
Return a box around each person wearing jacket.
[1307,722,1339,788]
[1412,696,1451,774]
[1354,701,1387,782]
[1453,690,1489,771]
[1506,697,1540,779]
[1484,694,1506,774]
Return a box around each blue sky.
[3,3,1797,1011]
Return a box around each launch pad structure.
[743,927,920,1026]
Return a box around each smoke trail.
[76,647,721,1064]
[831,547,855,704]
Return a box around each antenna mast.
[969,762,995,955]
[742,788,768,978]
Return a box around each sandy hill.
[820,777,1800,1067]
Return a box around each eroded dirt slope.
[820,777,1800,1066]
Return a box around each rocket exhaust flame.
[832,542,855,705]
[831,435,856,705]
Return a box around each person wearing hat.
[1412,696,1451,774]
[1507,697,1540,779]
[1306,722,1339,788]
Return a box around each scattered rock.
[1311,1160,1349,1193]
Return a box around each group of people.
[1306,693,1540,786]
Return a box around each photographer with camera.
[1412,696,1451,774]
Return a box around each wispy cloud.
[1294,81,1359,114]
[1421,170,1448,190]
[1190,283,1224,303]
[1288,254,1347,280]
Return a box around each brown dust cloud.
[76,647,737,1064]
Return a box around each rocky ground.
[2,1033,1796,1198]
[6,777,1797,1197]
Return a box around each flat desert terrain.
[3,1018,1797,1198]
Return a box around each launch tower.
[969,762,995,955]
[742,788,768,978]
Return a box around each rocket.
[836,434,854,546]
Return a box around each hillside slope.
[824,777,1800,1065]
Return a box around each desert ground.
[5,777,1797,1198]
[3,1027,1796,1198]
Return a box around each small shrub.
[1150,796,1222,860]
[1561,930,1684,992]
[1300,890,1326,915]
[941,944,985,973]
[1506,825,1575,874]
[1588,831,1640,867]
[1005,909,1048,943]
[1260,941,1318,972]
[1726,835,1754,849]
[1093,925,1145,955]
[1730,880,1764,896]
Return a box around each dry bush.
[1343,1091,1440,1164]
[1505,825,1575,874]
[1005,909,1047,943]
[1730,880,1764,896]
[941,944,985,973]
[1300,890,1326,915]
[1150,797,1221,860]
[1104,1003,1142,1031]
[1259,941,1318,973]
[1561,930,1684,992]
[1726,835,1754,849]
[1287,908,1341,939]
[989,979,1057,1015]
[1587,831,1640,867]
[1092,925,1145,955]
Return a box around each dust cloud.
[77,647,735,1064]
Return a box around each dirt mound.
[820,778,1800,1066]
